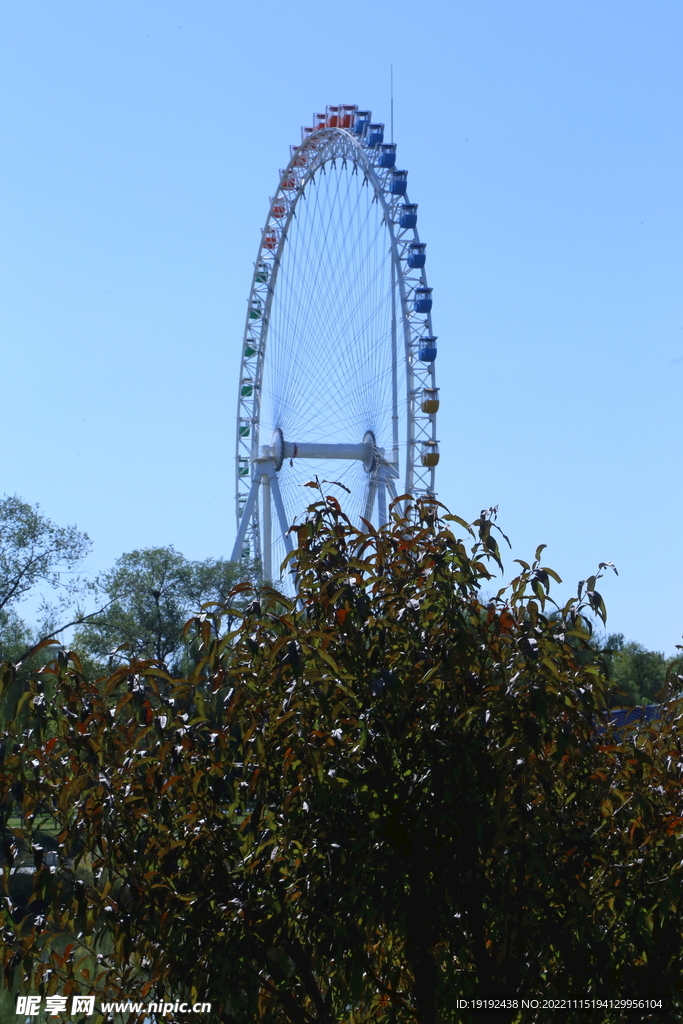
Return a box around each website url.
[100,1002,211,1016]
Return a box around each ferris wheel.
[231,105,440,582]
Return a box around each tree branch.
[12,603,113,665]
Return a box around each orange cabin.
[421,388,440,414]
[263,234,277,250]
[341,104,357,129]
[272,203,287,219]
[421,441,440,468]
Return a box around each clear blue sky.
[1,1,682,654]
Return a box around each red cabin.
[340,104,357,129]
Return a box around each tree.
[602,633,672,707]
[0,495,90,617]
[0,610,32,664]
[0,496,90,718]
[73,546,258,672]
[2,494,683,1024]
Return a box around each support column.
[268,465,294,556]
[363,472,378,525]
[262,472,272,581]
[378,476,387,526]
[230,474,262,563]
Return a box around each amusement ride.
[231,105,440,582]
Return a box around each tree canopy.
[73,546,257,672]
[2,493,683,1024]
[602,633,673,707]
[0,494,90,630]
[0,496,91,713]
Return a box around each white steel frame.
[232,109,438,575]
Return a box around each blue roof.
[602,704,663,731]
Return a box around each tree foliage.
[2,494,683,1024]
[0,495,90,616]
[0,496,91,718]
[0,610,33,664]
[602,633,673,708]
[73,546,257,672]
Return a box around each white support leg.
[262,472,272,581]
[268,466,294,556]
[378,476,387,526]
[363,472,377,525]
[386,475,400,515]
[230,475,262,562]
[268,466,298,591]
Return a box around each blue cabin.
[379,144,396,168]
[365,124,384,148]
[399,204,418,229]
[354,111,371,135]
[418,336,437,361]
[414,287,433,313]
[390,170,408,195]
[408,243,426,269]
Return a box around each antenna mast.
[390,64,394,143]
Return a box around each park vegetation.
[0,493,671,710]
[1,489,683,1023]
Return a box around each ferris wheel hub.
[271,426,285,471]
[362,430,377,473]
[270,427,378,474]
